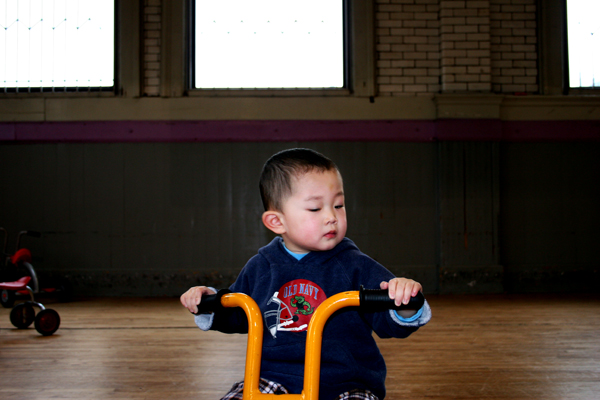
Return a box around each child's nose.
[325,209,337,224]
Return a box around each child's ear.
[262,211,286,234]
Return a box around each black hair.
[259,148,338,211]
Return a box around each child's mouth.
[324,231,337,238]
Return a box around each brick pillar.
[376,0,441,96]
[440,0,491,92]
[143,0,161,96]
[490,0,538,93]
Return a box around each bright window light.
[0,0,114,89]
[194,0,344,89]
[567,0,600,88]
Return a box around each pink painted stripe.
[502,120,600,141]
[0,120,598,142]
[1,120,436,142]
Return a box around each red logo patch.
[264,279,327,338]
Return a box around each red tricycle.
[1,228,71,308]
[0,275,61,335]
[0,228,61,335]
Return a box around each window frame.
[539,0,600,95]
[563,0,600,93]
[0,0,140,98]
[171,0,375,98]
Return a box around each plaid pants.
[220,378,379,400]
[219,379,288,399]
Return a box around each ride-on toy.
[195,286,425,400]
[0,275,61,335]
[1,228,70,308]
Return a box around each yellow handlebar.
[219,291,360,400]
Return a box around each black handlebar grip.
[26,231,42,238]
[193,289,231,315]
[359,286,425,312]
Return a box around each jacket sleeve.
[360,301,431,339]
[348,252,432,339]
[192,286,249,334]
[210,307,249,334]
[199,254,264,334]
[194,306,248,333]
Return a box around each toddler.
[181,148,431,400]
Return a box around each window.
[1,0,115,92]
[192,0,345,90]
[566,0,600,88]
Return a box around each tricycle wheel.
[35,309,60,336]
[10,303,36,328]
[1,289,16,308]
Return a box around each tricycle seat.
[0,276,31,291]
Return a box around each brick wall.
[490,0,538,93]
[376,0,442,96]
[141,0,538,97]
[143,0,161,96]
[440,0,491,92]
[376,0,538,95]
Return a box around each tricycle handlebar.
[191,288,426,400]
[194,287,424,315]
[359,286,425,312]
[193,289,232,315]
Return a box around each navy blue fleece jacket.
[196,237,431,400]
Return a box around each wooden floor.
[1,294,600,400]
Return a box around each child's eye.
[335,205,344,209]
[308,208,320,212]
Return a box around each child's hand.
[180,286,217,314]
[380,278,422,307]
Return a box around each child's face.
[278,169,347,253]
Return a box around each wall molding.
[2,94,599,123]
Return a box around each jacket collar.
[259,236,357,265]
